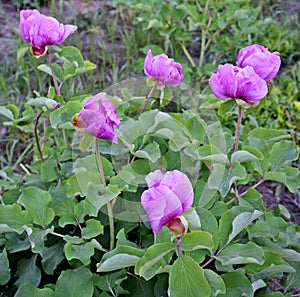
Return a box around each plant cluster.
[0,2,300,297]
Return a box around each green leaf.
[219,272,253,297]
[18,187,55,227]
[217,242,265,265]
[198,145,228,165]
[94,270,127,292]
[135,242,175,281]
[97,245,144,272]
[24,226,53,253]
[0,249,10,285]
[218,99,236,116]
[40,241,65,275]
[249,128,290,142]
[64,241,94,265]
[169,256,211,297]
[37,64,64,82]
[16,255,41,288]
[81,219,104,239]
[55,266,94,297]
[228,210,263,244]
[245,250,296,275]
[15,284,54,297]
[181,231,214,253]
[110,170,138,192]
[27,97,59,110]
[41,158,59,183]
[208,163,247,197]
[134,141,161,162]
[17,45,30,60]
[184,116,206,143]
[0,204,31,234]
[269,140,298,170]
[0,105,15,120]
[204,269,226,297]
[231,150,261,163]
[59,46,85,67]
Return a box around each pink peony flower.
[144,50,184,86]
[141,169,194,234]
[236,44,281,81]
[72,93,120,143]
[20,9,77,56]
[209,63,268,103]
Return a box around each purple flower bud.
[236,44,281,81]
[20,9,77,56]
[72,93,120,143]
[141,169,194,234]
[144,50,184,86]
[209,63,268,103]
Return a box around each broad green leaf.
[269,140,297,170]
[0,204,31,234]
[184,208,201,230]
[231,150,261,163]
[135,242,175,281]
[50,107,64,128]
[18,187,55,227]
[41,158,59,183]
[219,272,253,297]
[73,154,115,178]
[0,106,14,120]
[228,210,263,244]
[110,170,138,192]
[40,241,65,275]
[218,206,255,247]
[97,245,144,272]
[245,250,296,274]
[59,46,85,67]
[17,44,30,60]
[198,145,228,165]
[16,255,41,288]
[24,226,53,253]
[64,241,94,265]
[94,270,127,292]
[208,163,247,197]
[249,128,290,142]
[181,231,214,253]
[217,99,236,116]
[217,242,265,265]
[248,211,287,241]
[51,182,77,227]
[184,116,206,143]
[0,249,10,285]
[15,284,54,297]
[204,269,226,297]
[55,266,94,297]
[134,141,161,162]
[264,166,300,193]
[169,131,190,152]
[37,63,64,82]
[26,97,59,110]
[196,207,219,249]
[169,256,211,297]
[81,219,104,239]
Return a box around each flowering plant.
[20,9,77,56]
[0,4,299,297]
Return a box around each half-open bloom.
[72,93,120,143]
[20,9,77,56]
[209,63,268,103]
[141,169,194,234]
[144,50,184,86]
[236,44,281,81]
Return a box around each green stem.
[141,82,157,113]
[47,51,61,96]
[199,0,210,67]
[34,111,44,163]
[179,42,196,67]
[95,138,115,250]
